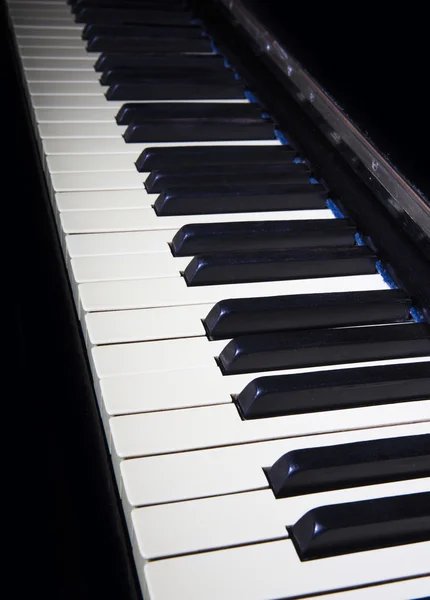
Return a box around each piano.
[6,0,430,597]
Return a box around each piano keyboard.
[7,0,430,598]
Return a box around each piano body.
[6,0,430,597]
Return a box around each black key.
[171,219,354,256]
[83,24,201,41]
[184,246,376,286]
[105,80,244,100]
[136,145,295,171]
[75,7,193,24]
[117,102,262,125]
[267,434,430,498]
[146,163,305,192]
[204,289,412,339]
[154,183,327,215]
[87,36,211,53]
[102,69,233,86]
[219,322,430,375]
[95,53,223,72]
[235,360,430,419]
[290,492,430,560]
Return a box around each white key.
[120,422,430,506]
[29,81,104,95]
[110,400,430,458]
[40,122,127,139]
[48,153,136,172]
[23,58,95,70]
[51,171,145,192]
[79,273,388,312]
[60,207,332,230]
[99,358,430,416]
[25,70,100,83]
[37,109,119,125]
[321,577,430,600]
[67,230,177,257]
[132,478,430,560]
[16,27,83,37]
[33,95,129,109]
[86,303,210,345]
[142,540,430,600]
[58,191,152,211]
[19,47,95,59]
[71,252,189,283]
[13,16,77,25]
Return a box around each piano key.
[126,120,276,143]
[105,80,245,101]
[47,153,137,171]
[136,144,295,171]
[131,479,430,560]
[71,252,189,282]
[290,491,430,560]
[15,26,83,36]
[184,246,377,286]
[36,108,120,124]
[39,122,126,138]
[94,53,224,72]
[119,422,430,505]
[67,229,176,257]
[70,0,190,10]
[23,58,96,70]
[319,577,430,600]
[205,289,412,339]
[154,183,328,215]
[79,273,388,312]
[20,47,98,60]
[171,219,355,255]
[145,163,307,193]
[142,539,430,600]
[267,434,430,498]
[43,137,274,154]
[236,360,430,419]
[116,101,263,125]
[50,171,150,192]
[29,81,105,95]
[83,24,201,41]
[101,70,233,87]
[75,7,194,24]
[24,69,100,83]
[87,36,212,53]
[109,398,430,458]
[220,322,430,375]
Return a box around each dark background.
[246,0,429,200]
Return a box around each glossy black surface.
[145,163,305,191]
[87,35,210,52]
[154,183,327,215]
[290,492,430,560]
[220,322,430,374]
[184,246,376,286]
[83,23,201,41]
[171,219,355,256]
[95,52,223,72]
[105,79,244,100]
[75,7,193,23]
[204,289,412,339]
[136,144,294,171]
[235,361,430,419]
[267,434,430,498]
[117,101,263,125]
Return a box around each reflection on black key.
[88,36,210,53]
[117,102,263,125]
[171,219,355,256]
[154,183,327,215]
[205,289,412,339]
[105,80,244,100]
[146,164,306,192]
[76,7,193,24]
[184,246,376,286]
[95,53,223,73]
[220,322,430,374]
[267,435,430,498]
[83,24,200,41]
[136,145,294,171]
[290,492,430,560]
[235,361,430,419]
